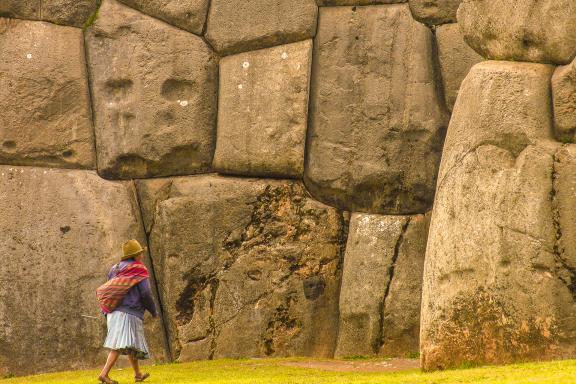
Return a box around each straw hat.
[121,239,147,260]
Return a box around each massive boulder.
[552,60,576,142]
[305,4,448,215]
[0,18,95,169]
[0,0,98,27]
[0,166,167,377]
[117,0,209,35]
[85,0,218,179]
[436,23,484,111]
[458,0,576,65]
[213,40,312,178]
[421,61,576,370]
[205,0,318,56]
[335,213,429,358]
[408,0,461,25]
[137,175,347,361]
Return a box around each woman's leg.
[99,350,120,379]
[128,353,142,377]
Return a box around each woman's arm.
[138,278,158,317]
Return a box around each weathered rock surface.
[458,0,576,65]
[553,145,576,281]
[335,213,429,358]
[205,0,318,56]
[0,166,166,377]
[86,0,218,179]
[305,4,448,215]
[436,23,483,111]
[421,61,576,370]
[379,213,430,357]
[316,1,406,4]
[118,0,209,35]
[0,18,96,169]
[409,0,460,25]
[552,61,576,142]
[138,175,346,360]
[213,40,312,178]
[0,0,98,27]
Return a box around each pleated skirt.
[103,311,150,360]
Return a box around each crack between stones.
[207,278,219,360]
[132,181,174,362]
[375,216,411,353]
[551,145,576,299]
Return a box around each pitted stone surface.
[458,0,576,65]
[0,0,98,27]
[118,0,210,35]
[86,0,218,179]
[552,61,576,142]
[205,0,318,56]
[305,4,448,215]
[138,175,346,361]
[0,166,166,377]
[436,23,483,111]
[0,18,96,169]
[336,213,428,358]
[213,40,312,178]
[408,0,461,25]
[421,61,576,370]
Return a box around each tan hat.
[122,239,147,260]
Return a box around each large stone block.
[0,19,96,169]
[305,4,448,215]
[552,60,576,142]
[421,61,576,370]
[335,213,429,358]
[409,0,460,25]
[86,0,218,179]
[436,23,483,112]
[137,175,347,360]
[118,0,209,35]
[0,0,98,27]
[0,166,166,376]
[213,40,312,178]
[205,0,318,56]
[458,0,576,65]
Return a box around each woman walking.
[96,239,157,384]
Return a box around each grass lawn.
[2,358,575,384]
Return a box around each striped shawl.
[96,261,150,314]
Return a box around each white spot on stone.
[242,61,250,69]
[26,53,32,59]
[281,52,288,59]
[179,100,189,107]
[238,84,243,89]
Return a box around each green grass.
[2,358,576,384]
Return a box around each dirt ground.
[280,359,420,372]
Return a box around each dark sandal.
[98,376,118,384]
[135,373,150,382]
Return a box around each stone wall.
[2,0,573,377]
[420,0,576,371]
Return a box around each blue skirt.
[103,311,150,360]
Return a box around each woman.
[96,239,157,384]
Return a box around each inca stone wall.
[420,0,576,371]
[1,0,574,377]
